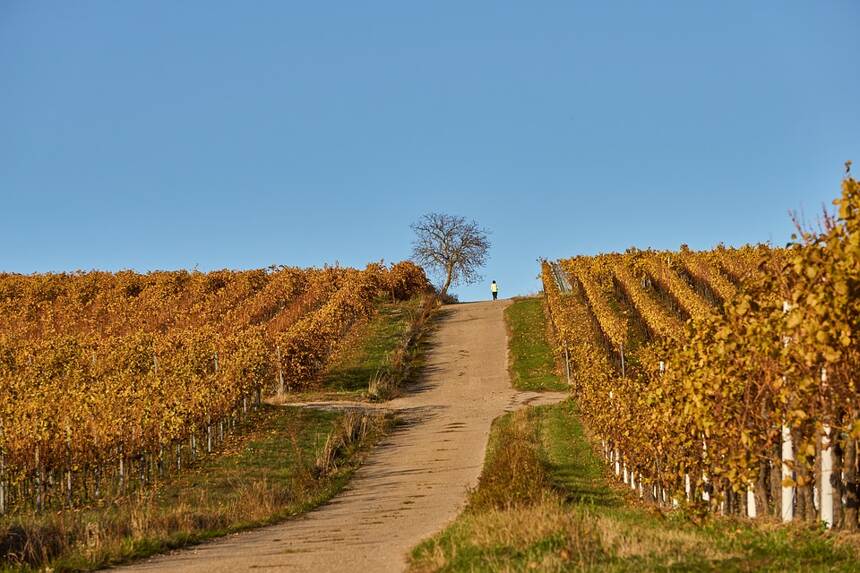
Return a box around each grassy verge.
[2,296,435,571]
[276,295,435,403]
[505,297,568,391]
[409,401,860,572]
[1,406,391,572]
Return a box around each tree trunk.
[440,269,454,298]
[755,459,770,517]
[643,478,655,503]
[845,436,859,531]
[770,444,782,518]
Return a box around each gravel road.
[119,300,566,573]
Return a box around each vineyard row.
[542,178,860,530]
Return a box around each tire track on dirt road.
[120,300,567,573]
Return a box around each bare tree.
[410,213,491,297]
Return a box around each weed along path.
[120,300,567,573]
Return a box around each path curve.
[120,300,567,573]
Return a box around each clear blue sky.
[2,1,858,301]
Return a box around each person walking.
[491,280,498,301]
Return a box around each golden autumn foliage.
[0,262,429,486]
[543,177,860,525]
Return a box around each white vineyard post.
[820,423,834,528]
[614,450,621,477]
[746,485,757,518]
[630,470,637,492]
[623,462,628,484]
[781,424,794,522]
[779,301,795,522]
[207,419,213,454]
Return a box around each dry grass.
[411,495,607,573]
[1,406,387,572]
[315,412,388,477]
[592,513,733,563]
[410,402,860,572]
[467,408,554,512]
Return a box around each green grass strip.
[505,297,568,391]
[410,402,860,572]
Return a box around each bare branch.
[410,213,491,296]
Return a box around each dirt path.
[120,300,567,573]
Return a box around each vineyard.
[542,176,860,530]
[0,261,430,515]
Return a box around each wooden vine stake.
[0,457,5,516]
[563,341,571,385]
[0,422,5,515]
[702,439,710,503]
[276,345,285,397]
